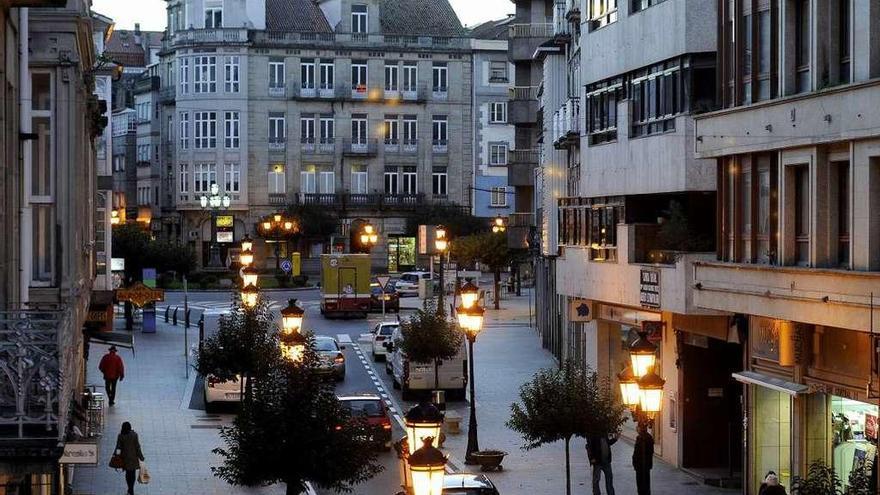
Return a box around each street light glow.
[239,249,254,267]
[409,437,447,495]
[241,266,259,288]
[629,331,658,378]
[240,235,253,252]
[404,404,444,454]
[459,281,480,310]
[617,366,641,408]
[280,298,305,335]
[637,371,666,417]
[241,284,259,308]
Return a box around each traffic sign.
[377,276,391,290]
[280,259,292,273]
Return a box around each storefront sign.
[217,231,234,243]
[639,269,660,308]
[60,442,98,465]
[642,320,664,343]
[116,282,165,308]
[111,258,125,271]
[569,299,593,322]
[216,215,234,228]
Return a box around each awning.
[86,330,135,355]
[732,371,808,396]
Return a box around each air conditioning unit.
[188,230,199,240]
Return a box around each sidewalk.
[72,319,285,495]
[436,289,737,495]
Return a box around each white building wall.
[540,51,567,256]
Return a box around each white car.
[371,322,399,361]
[395,271,433,297]
[204,374,247,413]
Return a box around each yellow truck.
[319,254,371,318]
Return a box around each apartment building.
[470,16,516,219]
[160,0,472,271]
[693,1,880,492]
[0,0,105,492]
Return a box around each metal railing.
[297,193,425,209]
[252,31,469,50]
[553,97,581,143]
[268,193,287,206]
[342,138,378,155]
[268,137,286,150]
[510,149,541,164]
[510,86,539,101]
[508,23,554,39]
[171,28,249,46]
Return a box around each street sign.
[377,276,391,290]
[60,442,99,465]
[280,259,292,273]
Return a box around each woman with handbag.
[110,421,144,495]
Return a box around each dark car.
[314,336,345,381]
[338,394,393,450]
[442,474,500,494]
[370,281,400,313]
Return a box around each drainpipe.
[20,8,32,307]
[471,48,477,215]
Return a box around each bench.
[444,411,462,434]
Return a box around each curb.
[162,286,317,293]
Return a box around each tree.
[397,299,464,394]
[212,339,383,494]
[406,205,485,238]
[196,291,278,404]
[452,232,512,309]
[507,361,625,495]
[111,223,195,282]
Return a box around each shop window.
[807,393,878,490]
[387,236,416,272]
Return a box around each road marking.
[337,333,353,344]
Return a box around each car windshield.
[314,339,337,352]
[379,326,397,336]
[342,400,384,417]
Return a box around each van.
[386,325,467,401]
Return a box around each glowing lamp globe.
[363,224,375,235]
[637,371,666,417]
[240,235,253,252]
[408,438,447,495]
[629,332,658,378]
[239,249,254,267]
[283,221,293,231]
[241,266,259,288]
[435,238,448,252]
[210,183,220,195]
[456,305,485,336]
[280,331,307,363]
[222,195,231,208]
[262,220,272,231]
[240,284,259,308]
[404,403,444,455]
[360,233,370,245]
[273,213,282,223]
[369,233,378,244]
[280,298,305,335]
[200,195,208,208]
[459,281,480,310]
[617,366,641,408]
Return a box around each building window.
[351,116,368,146]
[319,60,334,89]
[194,163,217,193]
[179,57,189,94]
[224,56,239,93]
[835,161,850,266]
[301,59,316,89]
[32,205,54,284]
[179,112,189,149]
[194,111,217,149]
[586,78,621,145]
[489,144,508,166]
[489,61,508,83]
[432,116,448,150]
[432,63,448,96]
[632,0,666,13]
[352,4,368,34]
[490,187,508,207]
[722,154,778,264]
[432,167,447,196]
[384,117,399,145]
[194,56,217,93]
[269,59,285,94]
[403,116,418,147]
[588,0,617,30]
[384,168,399,195]
[300,169,315,194]
[402,167,417,194]
[268,114,286,148]
[794,166,810,266]
[269,166,286,194]
[224,111,239,149]
[352,61,368,93]
[795,0,810,93]
[838,0,851,85]
[179,163,189,193]
[204,6,222,28]
[301,116,316,145]
[630,61,682,137]
[320,117,335,144]
[351,166,368,194]
[319,171,335,194]
[137,144,150,162]
[756,10,771,101]
[31,71,54,284]
[489,102,507,123]
[403,63,418,93]
[385,63,399,92]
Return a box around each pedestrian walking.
[761,473,787,495]
[114,422,144,495]
[586,432,618,495]
[633,422,654,495]
[98,345,124,406]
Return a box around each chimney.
[134,23,142,46]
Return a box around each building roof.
[266,0,332,32]
[379,0,465,36]
[469,16,513,40]
[105,28,163,68]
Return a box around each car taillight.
[375,336,386,342]
[335,425,342,431]
[334,354,345,364]
[382,420,392,430]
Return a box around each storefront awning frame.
[732,371,808,396]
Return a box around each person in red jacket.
[99,346,125,406]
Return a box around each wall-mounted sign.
[216,215,234,228]
[639,269,661,308]
[60,442,98,465]
[111,258,125,271]
[569,298,593,322]
[116,282,165,308]
[216,231,234,243]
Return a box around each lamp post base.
[207,244,223,268]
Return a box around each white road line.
[337,333,353,344]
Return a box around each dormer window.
[205,6,222,29]
[352,5,368,34]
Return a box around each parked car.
[394,271,433,297]
[314,336,345,381]
[203,374,246,413]
[337,394,393,450]
[442,474,500,494]
[370,281,400,312]
[386,325,467,401]
[371,321,399,361]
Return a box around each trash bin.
[432,390,446,412]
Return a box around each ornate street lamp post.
[199,183,231,268]
[280,298,305,335]
[491,215,506,234]
[434,226,449,312]
[457,282,485,464]
[408,438,447,495]
[360,222,379,251]
[258,212,298,274]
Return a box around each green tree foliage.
[452,232,512,309]
[406,206,485,238]
[212,339,383,494]
[507,361,625,495]
[111,223,195,281]
[398,299,464,389]
[285,203,338,239]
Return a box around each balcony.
[553,1,572,42]
[268,137,286,151]
[317,139,336,154]
[351,85,369,100]
[402,139,419,154]
[432,140,448,154]
[507,212,535,250]
[296,193,425,210]
[565,0,581,22]
[693,262,880,331]
[269,85,286,97]
[252,32,470,51]
[508,23,553,61]
[0,309,68,442]
[300,138,316,153]
[508,149,539,187]
[342,138,378,156]
[552,97,581,149]
[384,140,400,153]
[268,193,287,206]
[170,28,249,47]
[509,86,540,125]
[432,87,449,100]
[159,86,176,104]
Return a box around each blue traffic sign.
[280,259,292,273]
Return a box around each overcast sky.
[91,0,513,31]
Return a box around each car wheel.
[203,390,216,414]
[392,376,400,389]
[385,361,392,375]
[371,350,378,362]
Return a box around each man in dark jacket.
[587,432,618,495]
[633,422,654,495]
[99,346,125,406]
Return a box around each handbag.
[109,450,124,470]
[138,460,151,484]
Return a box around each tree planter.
[471,450,507,471]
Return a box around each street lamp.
[617,365,641,409]
[629,331,658,379]
[359,222,379,251]
[239,248,254,268]
[240,234,253,252]
[404,403,444,454]
[280,298,305,335]
[110,209,121,226]
[280,330,307,363]
[241,283,259,309]
[408,437,447,495]
[434,226,449,312]
[241,266,259,288]
[491,215,506,234]
[258,212,299,274]
[457,290,486,465]
[199,182,231,268]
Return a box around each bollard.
[198,314,205,354]
[185,308,191,329]
[164,306,170,323]
[172,307,178,326]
